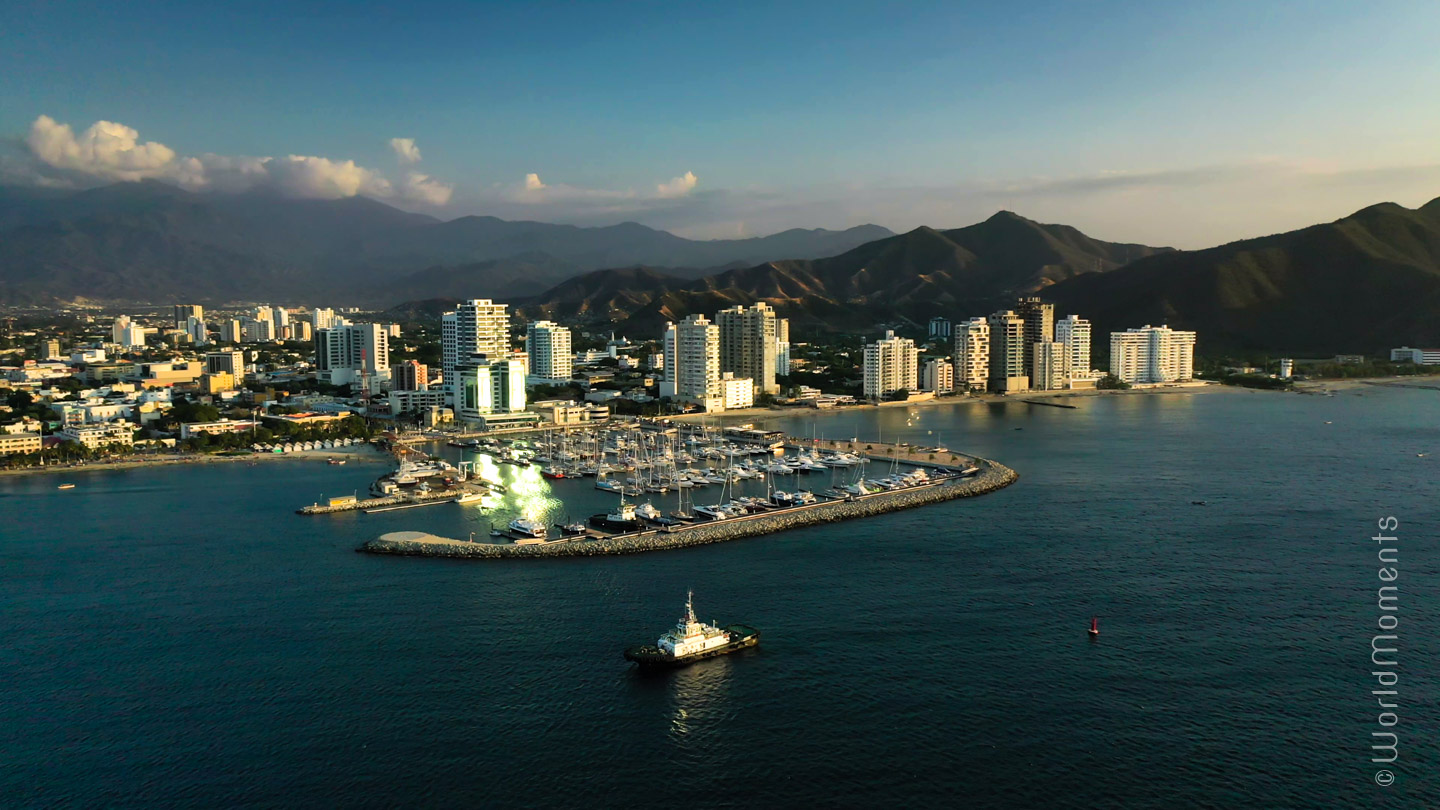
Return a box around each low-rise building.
[180,419,261,439]
[0,432,42,455]
[60,421,135,449]
[709,372,754,410]
[1390,347,1440,365]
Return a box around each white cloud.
[656,170,698,198]
[400,171,454,206]
[18,115,456,206]
[524,172,547,191]
[389,137,421,163]
[27,115,178,182]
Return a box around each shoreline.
[0,444,389,478]
[671,382,1240,424]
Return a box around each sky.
[2,0,1439,248]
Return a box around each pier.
[357,457,1018,559]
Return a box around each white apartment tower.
[311,307,337,331]
[442,299,510,404]
[1055,315,1092,376]
[674,314,720,402]
[455,355,527,420]
[987,310,1029,392]
[1032,341,1073,391]
[862,330,919,400]
[315,322,391,386]
[921,357,955,394]
[525,321,573,382]
[716,303,779,395]
[953,317,990,393]
[1109,325,1197,384]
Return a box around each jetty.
[358,457,1018,559]
[1019,399,1078,409]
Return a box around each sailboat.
[1088,617,1099,637]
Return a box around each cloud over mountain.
[15,115,454,206]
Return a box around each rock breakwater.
[358,459,1018,560]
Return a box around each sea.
[2,385,1437,808]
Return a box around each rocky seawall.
[358,459,1018,560]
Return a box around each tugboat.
[623,591,760,668]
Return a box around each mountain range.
[5,179,1439,354]
[518,211,1171,331]
[523,198,1440,355]
[0,181,891,305]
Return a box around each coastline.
[0,444,388,478]
[671,382,1241,424]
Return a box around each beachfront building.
[1032,341,1073,391]
[672,314,721,404]
[921,357,955,394]
[1016,297,1054,386]
[60,421,135,450]
[709,372,756,410]
[1391,347,1440,365]
[442,299,510,405]
[863,330,919,400]
[717,303,780,395]
[953,317,990,393]
[0,432,43,455]
[1110,325,1197,384]
[525,320,573,383]
[179,419,261,440]
[986,310,1029,393]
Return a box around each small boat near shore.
[57,483,76,490]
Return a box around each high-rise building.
[659,322,679,398]
[186,316,208,347]
[311,307,337,331]
[393,359,428,391]
[953,317,990,393]
[173,305,203,330]
[315,322,390,386]
[775,318,791,377]
[242,318,275,343]
[716,303,779,395]
[673,314,720,402]
[921,357,954,394]
[1110,325,1197,384]
[1015,297,1054,385]
[218,319,243,344]
[1054,315,1092,377]
[41,339,62,360]
[928,317,952,341]
[525,321,573,382]
[862,330,919,399]
[205,350,245,377]
[455,355,526,420]
[441,299,509,405]
[289,320,311,342]
[1033,341,1072,391]
[987,310,1029,392]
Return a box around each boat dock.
[358,457,1018,560]
[297,486,482,515]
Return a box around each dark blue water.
[3,387,1437,808]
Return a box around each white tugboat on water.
[623,591,759,668]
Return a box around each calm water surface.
[2,387,1437,808]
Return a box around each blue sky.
[3,0,1439,246]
